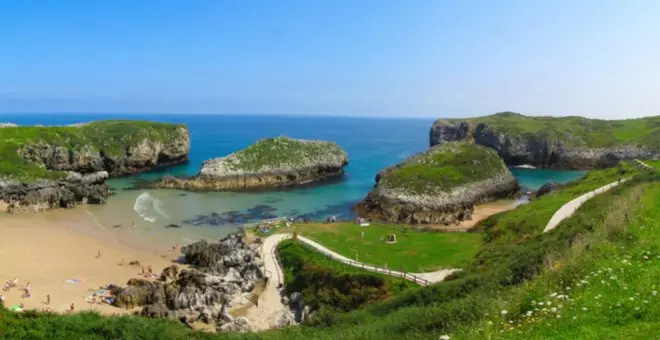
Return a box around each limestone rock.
[149,136,349,191]
[429,112,660,169]
[113,232,264,331]
[355,142,519,224]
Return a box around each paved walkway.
[243,233,291,330]
[543,179,628,233]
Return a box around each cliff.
[355,142,519,224]
[152,136,348,191]
[0,121,190,212]
[429,112,660,169]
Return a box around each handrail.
[296,239,432,286]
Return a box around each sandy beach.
[0,210,176,315]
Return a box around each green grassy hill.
[1,163,657,339]
[447,112,660,149]
[0,121,185,181]
[379,142,509,195]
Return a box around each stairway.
[246,292,259,306]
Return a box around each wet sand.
[0,210,176,315]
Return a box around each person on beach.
[24,282,31,298]
[91,293,97,304]
[69,303,75,313]
[46,294,50,305]
[96,249,102,259]
[0,294,5,303]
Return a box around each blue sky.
[1,0,659,118]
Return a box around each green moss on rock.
[380,142,508,195]
[0,121,187,182]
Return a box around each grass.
[451,174,660,339]
[442,111,660,149]
[224,136,347,172]
[0,164,657,339]
[476,161,638,244]
[380,142,508,195]
[278,239,415,313]
[265,221,482,272]
[0,121,185,182]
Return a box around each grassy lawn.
[279,222,482,272]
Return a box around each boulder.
[536,181,562,198]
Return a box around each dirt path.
[543,179,628,233]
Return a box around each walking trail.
[543,179,628,233]
[242,232,459,329]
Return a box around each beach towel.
[10,305,22,312]
[64,279,81,284]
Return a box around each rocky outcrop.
[355,143,519,224]
[0,171,110,213]
[536,181,562,198]
[150,136,348,191]
[113,233,265,332]
[17,125,190,176]
[429,113,660,170]
[0,121,190,212]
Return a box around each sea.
[1,113,585,249]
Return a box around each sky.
[1,0,659,119]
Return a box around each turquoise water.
[3,113,586,246]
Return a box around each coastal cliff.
[152,136,348,191]
[430,112,660,169]
[355,142,519,224]
[0,121,190,212]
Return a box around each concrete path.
[243,233,291,330]
[543,179,628,233]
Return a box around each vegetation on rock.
[443,111,660,149]
[202,136,348,175]
[430,112,660,169]
[0,121,187,182]
[380,142,508,195]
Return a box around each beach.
[0,210,176,315]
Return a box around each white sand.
[0,212,175,315]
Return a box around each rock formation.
[17,125,190,176]
[355,142,519,224]
[430,112,660,170]
[0,121,190,212]
[112,233,265,332]
[536,181,562,198]
[0,171,110,213]
[151,136,348,191]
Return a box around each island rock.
[429,112,660,169]
[355,142,519,224]
[152,136,348,191]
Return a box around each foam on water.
[133,192,162,223]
